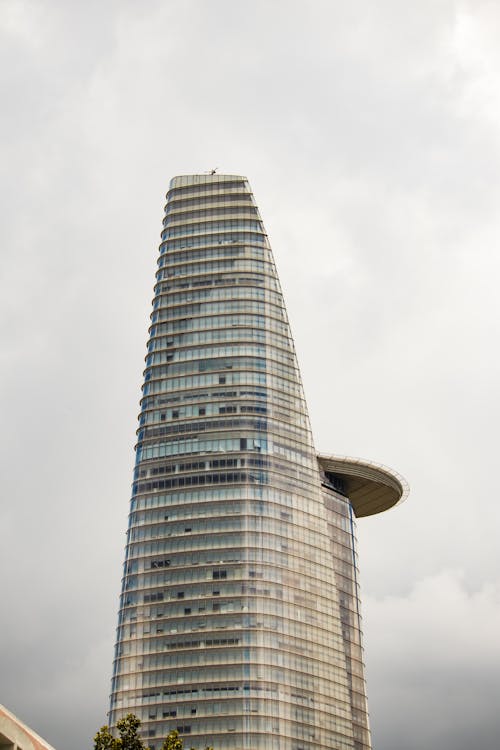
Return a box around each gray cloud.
[1,1,499,749]
[364,571,500,749]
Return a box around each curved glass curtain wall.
[109,174,371,750]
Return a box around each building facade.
[0,705,57,750]
[109,174,407,750]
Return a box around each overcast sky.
[1,1,499,749]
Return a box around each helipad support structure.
[109,173,408,750]
[317,455,409,518]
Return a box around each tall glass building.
[109,174,408,750]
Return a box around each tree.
[94,717,212,750]
[94,725,118,750]
[159,730,184,750]
[116,714,150,750]
[94,714,150,750]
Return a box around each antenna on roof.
[205,167,218,175]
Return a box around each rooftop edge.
[169,174,248,190]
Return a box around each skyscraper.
[109,174,407,750]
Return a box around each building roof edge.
[0,704,58,750]
[168,174,248,190]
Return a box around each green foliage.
[160,730,183,750]
[117,714,149,750]
[93,714,150,750]
[94,725,118,750]
[94,716,213,750]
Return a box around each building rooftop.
[168,173,247,190]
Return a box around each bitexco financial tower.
[109,174,408,750]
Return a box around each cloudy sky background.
[1,1,500,748]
